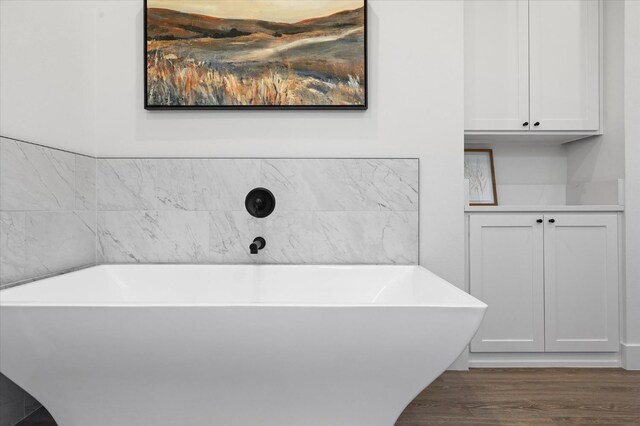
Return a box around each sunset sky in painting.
[147,0,364,23]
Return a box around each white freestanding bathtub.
[0,265,486,426]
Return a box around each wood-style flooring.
[396,368,640,425]
[17,369,640,426]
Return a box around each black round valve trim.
[245,188,276,218]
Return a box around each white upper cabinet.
[465,1,530,131]
[465,0,601,134]
[529,1,600,131]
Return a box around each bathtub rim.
[0,264,487,310]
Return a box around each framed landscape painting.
[144,0,367,109]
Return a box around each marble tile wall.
[0,137,97,287]
[97,158,419,264]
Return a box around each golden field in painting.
[146,5,366,107]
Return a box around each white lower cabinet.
[543,214,620,352]
[469,215,545,352]
[470,213,619,353]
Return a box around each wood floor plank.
[395,368,640,425]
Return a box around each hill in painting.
[146,7,365,40]
[145,5,366,107]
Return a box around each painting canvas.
[144,0,367,109]
[465,149,498,206]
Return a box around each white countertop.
[465,205,624,213]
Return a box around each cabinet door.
[469,214,545,352]
[529,0,600,131]
[544,214,619,352]
[464,1,529,131]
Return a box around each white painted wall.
[468,145,567,186]
[566,0,625,185]
[0,1,97,156]
[0,0,466,295]
[464,144,568,205]
[100,0,466,292]
[623,0,640,370]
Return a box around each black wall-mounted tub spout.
[250,237,266,254]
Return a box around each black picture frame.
[143,0,368,110]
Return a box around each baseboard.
[469,352,621,368]
[447,348,469,371]
[621,343,640,370]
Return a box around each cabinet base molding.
[469,352,621,368]
[621,343,640,370]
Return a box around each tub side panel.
[0,306,484,426]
